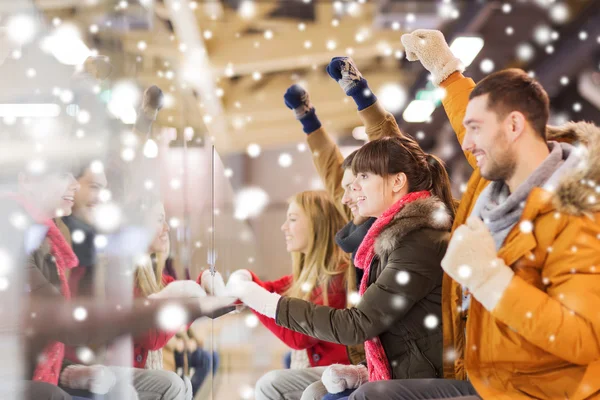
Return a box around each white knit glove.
[200,270,227,297]
[441,216,515,311]
[224,269,253,292]
[148,280,207,299]
[226,280,280,318]
[322,364,368,394]
[60,365,117,395]
[400,29,464,86]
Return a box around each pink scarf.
[354,190,431,382]
[9,194,79,385]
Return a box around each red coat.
[133,274,178,368]
[249,270,351,368]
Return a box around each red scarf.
[354,190,430,382]
[8,194,78,385]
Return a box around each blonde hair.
[135,201,170,297]
[284,191,353,305]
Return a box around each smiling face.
[280,201,310,253]
[341,168,360,217]
[462,94,518,182]
[20,171,81,218]
[73,167,108,225]
[352,171,399,218]
[149,202,170,254]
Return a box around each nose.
[280,221,287,232]
[68,174,81,192]
[341,190,350,205]
[462,131,474,153]
[350,178,361,192]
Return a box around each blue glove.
[283,84,322,135]
[326,57,376,111]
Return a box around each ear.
[506,111,526,141]
[391,172,407,193]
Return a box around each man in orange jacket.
[348,29,600,400]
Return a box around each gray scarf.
[471,141,576,250]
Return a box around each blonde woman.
[203,190,355,400]
[59,200,205,400]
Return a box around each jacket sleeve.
[133,276,184,351]
[249,270,320,349]
[358,100,403,141]
[276,233,446,345]
[306,127,348,219]
[491,218,600,365]
[440,72,477,170]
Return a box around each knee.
[154,370,188,400]
[300,381,327,400]
[254,370,283,400]
[349,382,382,400]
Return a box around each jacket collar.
[374,196,452,258]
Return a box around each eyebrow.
[463,118,483,126]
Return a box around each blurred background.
[1,0,600,399]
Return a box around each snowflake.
[471,345,477,351]
[245,314,259,328]
[396,271,410,285]
[591,266,596,272]
[519,220,533,234]
[458,265,472,279]
[73,307,88,321]
[571,246,578,253]
[348,292,361,305]
[72,230,86,244]
[570,268,576,274]
[424,314,439,329]
[542,277,550,285]
[391,295,406,310]
[444,348,457,362]
[549,334,556,342]
[301,282,312,292]
[157,304,187,331]
[76,347,95,364]
[94,235,108,249]
[525,311,532,318]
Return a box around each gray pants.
[255,367,329,400]
[23,382,72,400]
[108,368,192,400]
[349,379,480,400]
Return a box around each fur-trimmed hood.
[374,196,453,258]
[546,121,600,216]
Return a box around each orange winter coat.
[441,72,600,399]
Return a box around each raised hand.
[326,57,375,111]
[283,84,322,134]
[400,29,464,86]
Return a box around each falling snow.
[73,307,88,321]
[396,271,410,285]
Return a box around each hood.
[374,196,452,258]
[546,121,600,217]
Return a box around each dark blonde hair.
[284,191,353,305]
